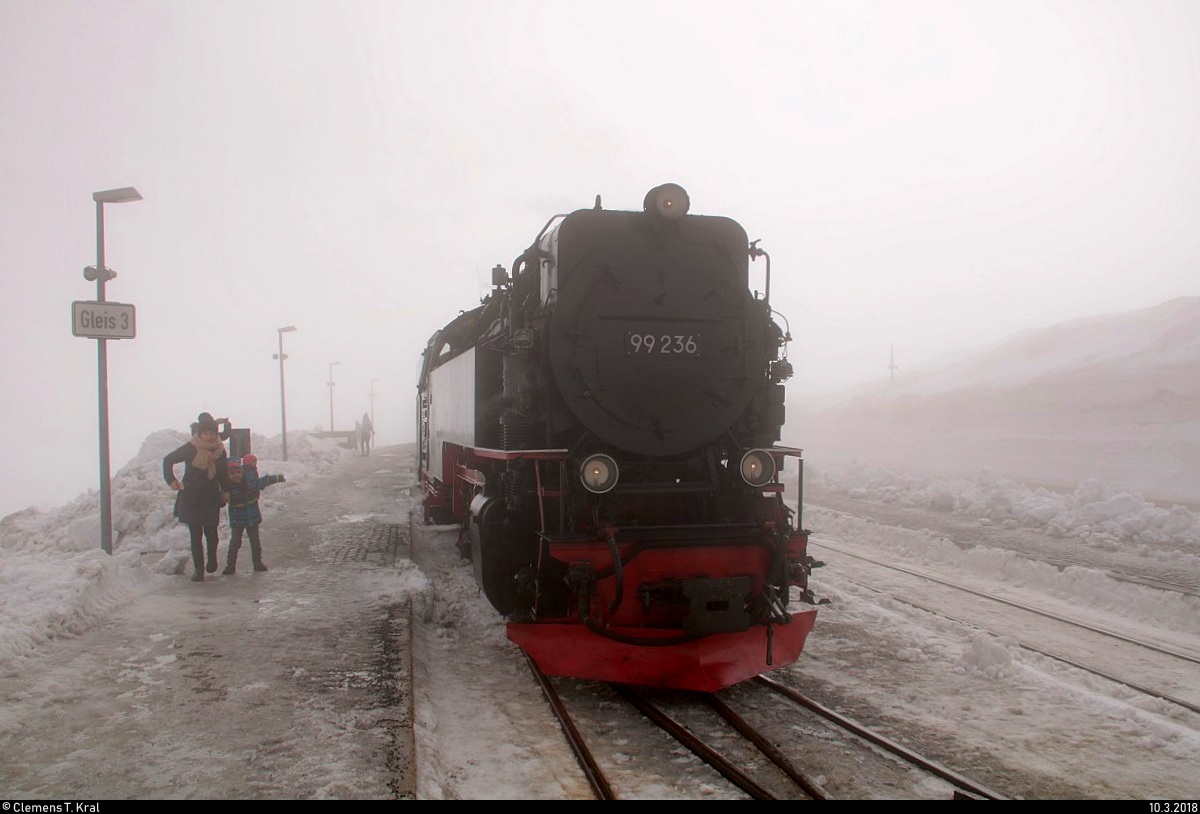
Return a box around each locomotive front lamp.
[739,449,776,487]
[580,453,620,494]
[643,183,690,221]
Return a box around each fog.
[2,0,1199,519]
[790,296,1200,507]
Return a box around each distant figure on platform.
[163,414,231,582]
[359,412,374,456]
[223,454,285,574]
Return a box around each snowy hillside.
[789,297,1200,505]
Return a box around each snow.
[2,300,1199,798]
[2,430,1198,797]
[814,463,1200,553]
[793,297,1200,507]
[881,296,1200,394]
[0,430,352,666]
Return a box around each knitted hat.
[227,457,243,473]
[242,454,257,469]
[196,415,219,435]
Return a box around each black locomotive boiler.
[417,184,821,691]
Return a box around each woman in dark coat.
[163,414,231,582]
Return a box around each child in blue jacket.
[222,455,285,574]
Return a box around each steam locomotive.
[417,184,822,691]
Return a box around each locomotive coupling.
[567,563,597,619]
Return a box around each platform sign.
[72,300,136,339]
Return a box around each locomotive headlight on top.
[580,453,620,494]
[739,449,776,487]
[643,183,690,221]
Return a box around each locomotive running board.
[508,608,817,693]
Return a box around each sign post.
[79,186,142,554]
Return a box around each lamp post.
[90,186,142,555]
[328,361,341,430]
[274,326,297,460]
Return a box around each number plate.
[624,331,700,357]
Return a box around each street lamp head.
[278,325,297,334]
[93,187,143,204]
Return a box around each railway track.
[820,539,1200,666]
[817,537,1200,720]
[753,675,1005,800]
[837,567,1200,718]
[407,457,1194,798]
[804,489,1200,598]
[525,655,1004,800]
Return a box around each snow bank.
[814,463,1200,551]
[0,430,356,670]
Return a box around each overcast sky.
[2,0,1198,518]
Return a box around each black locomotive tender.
[417,184,821,691]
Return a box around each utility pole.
[889,345,899,383]
[328,361,341,430]
[275,326,297,460]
